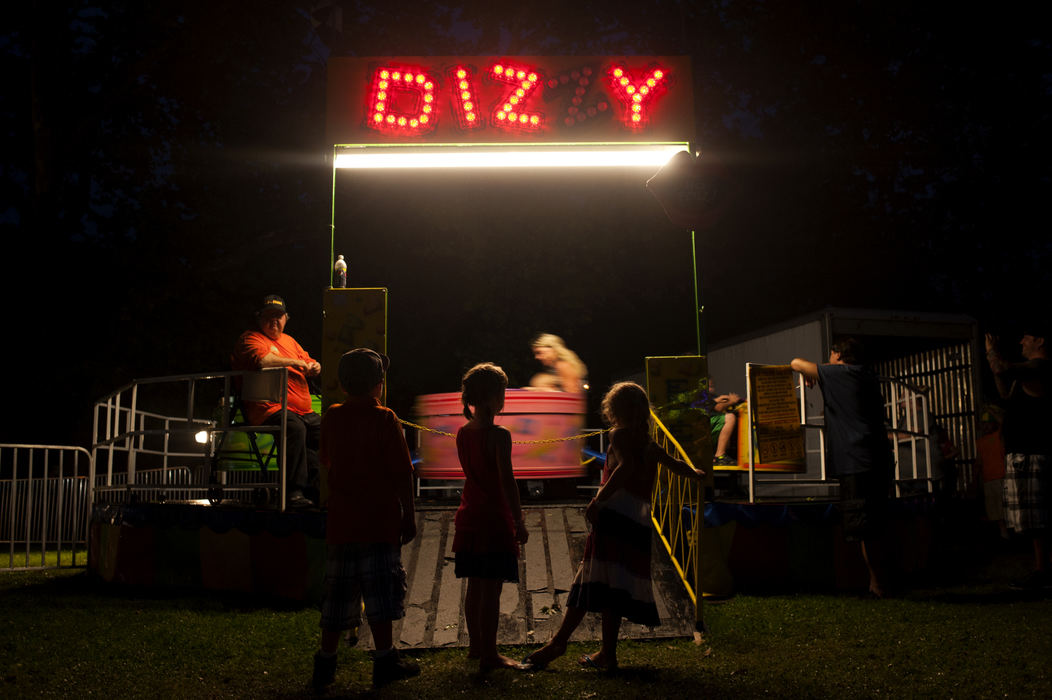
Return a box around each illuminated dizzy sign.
[327,56,694,145]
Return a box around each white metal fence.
[92,368,292,508]
[876,341,977,495]
[0,444,92,570]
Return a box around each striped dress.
[566,432,661,626]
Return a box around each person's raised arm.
[985,333,1013,399]
[791,357,820,388]
[495,427,528,544]
[984,333,1047,399]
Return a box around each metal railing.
[884,377,936,497]
[649,411,704,632]
[91,368,293,509]
[876,341,977,495]
[1,444,92,570]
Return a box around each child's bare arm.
[495,428,528,544]
[399,469,417,544]
[390,421,417,545]
[652,442,704,479]
[593,463,627,502]
[586,447,633,523]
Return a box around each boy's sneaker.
[713,455,737,467]
[312,651,337,692]
[372,649,420,688]
[289,491,315,508]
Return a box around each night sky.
[3,1,1050,446]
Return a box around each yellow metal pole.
[693,479,705,641]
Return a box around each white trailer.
[706,307,980,500]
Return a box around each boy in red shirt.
[311,348,419,691]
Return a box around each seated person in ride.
[527,333,587,393]
[708,384,743,467]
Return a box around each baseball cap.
[257,295,288,317]
[338,348,390,394]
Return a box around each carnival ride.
[413,389,591,482]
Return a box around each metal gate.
[0,444,92,570]
[875,341,978,494]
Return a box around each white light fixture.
[334,143,690,169]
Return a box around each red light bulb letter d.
[367,66,438,133]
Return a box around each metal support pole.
[693,479,705,637]
[330,146,338,288]
[279,369,289,512]
[128,385,139,489]
[9,448,17,565]
[746,363,756,503]
[691,229,703,357]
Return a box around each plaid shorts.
[1003,453,1050,534]
[320,542,407,631]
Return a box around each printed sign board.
[747,364,806,466]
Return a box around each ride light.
[333,142,690,169]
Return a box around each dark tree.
[2,0,1049,444]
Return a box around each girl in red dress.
[453,363,529,670]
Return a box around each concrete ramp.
[352,505,698,650]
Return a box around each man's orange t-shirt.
[320,396,415,545]
[232,330,316,425]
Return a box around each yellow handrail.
[649,410,704,634]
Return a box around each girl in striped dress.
[524,382,703,671]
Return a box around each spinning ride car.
[414,389,586,480]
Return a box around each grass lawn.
[2,548,88,570]
[2,567,1050,698]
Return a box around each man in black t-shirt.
[792,338,893,598]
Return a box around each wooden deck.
[352,504,698,650]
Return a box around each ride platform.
[88,502,697,649]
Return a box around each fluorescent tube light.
[333,143,690,169]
